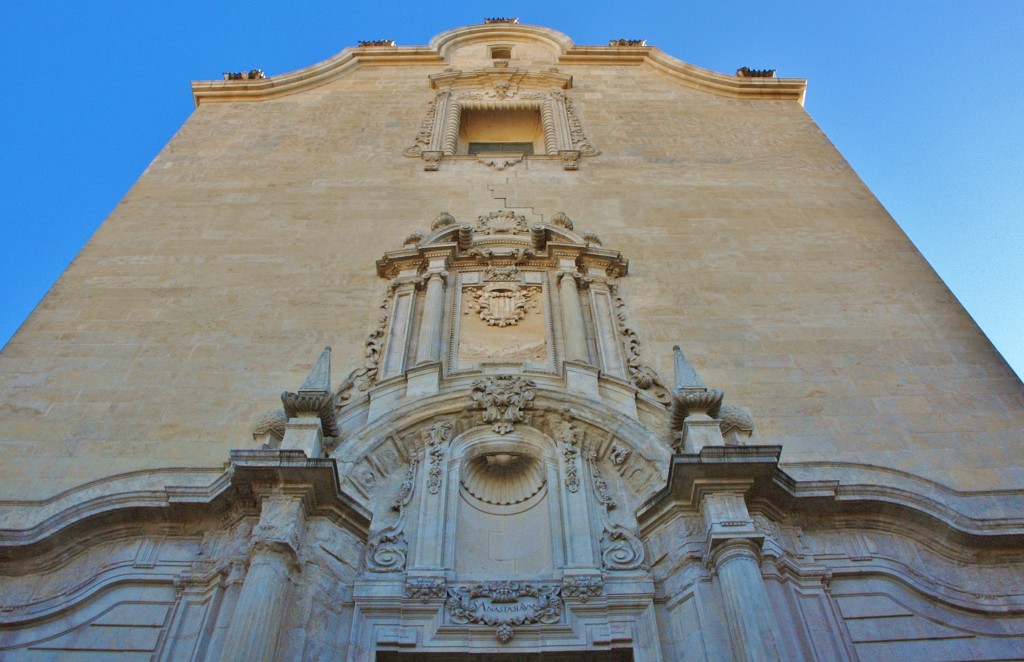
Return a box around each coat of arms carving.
[466,283,540,327]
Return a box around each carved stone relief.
[365,459,418,573]
[608,279,671,405]
[403,68,598,170]
[468,375,536,434]
[445,581,563,642]
[405,577,447,603]
[587,451,646,571]
[424,420,455,495]
[562,575,604,602]
[552,408,582,493]
[466,283,540,327]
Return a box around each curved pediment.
[375,210,628,280]
[191,21,805,106]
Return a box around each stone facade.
[1,21,1023,661]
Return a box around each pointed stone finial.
[673,345,706,391]
[282,347,339,438]
[299,346,332,394]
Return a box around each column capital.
[557,269,582,284]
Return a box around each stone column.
[558,270,589,364]
[701,491,781,662]
[711,540,781,662]
[219,494,305,662]
[415,271,446,365]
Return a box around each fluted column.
[558,270,588,363]
[701,490,782,662]
[415,271,447,365]
[219,494,305,662]
[711,540,782,662]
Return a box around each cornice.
[190,23,806,106]
[0,451,371,558]
[560,46,806,104]
[428,23,575,59]
[191,47,444,106]
[638,447,1024,544]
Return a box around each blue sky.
[1,2,1022,378]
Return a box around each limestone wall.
[0,26,1020,503]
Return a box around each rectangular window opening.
[459,108,543,156]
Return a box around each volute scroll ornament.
[366,458,418,573]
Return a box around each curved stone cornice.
[428,23,575,60]
[0,451,370,559]
[638,446,1024,544]
[191,22,806,106]
[561,46,806,103]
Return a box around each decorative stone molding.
[446,581,562,642]
[477,153,523,170]
[431,211,457,231]
[405,577,446,602]
[424,420,455,495]
[484,265,520,281]
[600,524,646,571]
[553,408,582,493]
[475,210,530,234]
[404,67,599,170]
[280,346,340,438]
[559,149,581,170]
[252,408,287,443]
[421,150,442,171]
[403,230,423,246]
[589,450,618,510]
[549,212,574,231]
[462,450,546,505]
[367,459,418,573]
[466,283,540,327]
[469,375,536,434]
[609,443,630,466]
[719,404,755,438]
[608,279,671,405]
[335,285,394,404]
[562,575,604,602]
[668,389,725,428]
[391,459,418,511]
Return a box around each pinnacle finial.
[298,346,332,394]
[673,344,706,391]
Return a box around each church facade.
[2,20,1023,661]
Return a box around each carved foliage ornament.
[562,575,604,602]
[469,375,536,434]
[552,408,582,494]
[609,279,671,405]
[405,577,446,602]
[424,420,455,495]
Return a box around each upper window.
[458,109,542,155]
[489,46,513,59]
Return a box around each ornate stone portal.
[6,20,1024,662]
